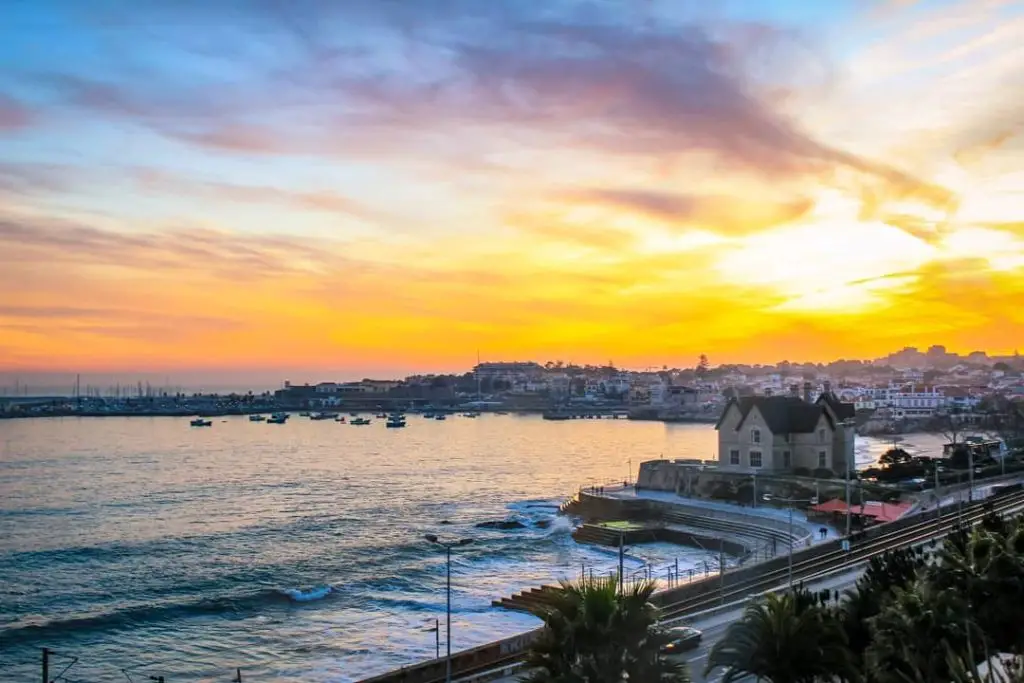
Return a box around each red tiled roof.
[811,499,912,523]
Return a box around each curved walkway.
[598,484,839,545]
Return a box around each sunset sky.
[1,0,1022,381]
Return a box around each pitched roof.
[816,392,856,421]
[716,395,833,434]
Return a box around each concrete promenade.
[480,478,1024,683]
[601,485,842,544]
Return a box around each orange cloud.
[1,0,1022,376]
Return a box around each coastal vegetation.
[705,511,1024,683]
[524,511,1024,683]
[524,575,690,683]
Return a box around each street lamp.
[424,618,440,660]
[762,494,818,589]
[425,534,474,683]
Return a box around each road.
[681,567,864,683]
[488,567,866,683]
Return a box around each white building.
[872,383,944,419]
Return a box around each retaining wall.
[572,490,807,544]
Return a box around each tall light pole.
[843,419,856,537]
[763,494,818,589]
[425,534,474,683]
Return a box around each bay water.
[0,414,939,681]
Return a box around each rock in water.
[534,519,552,529]
[475,520,526,530]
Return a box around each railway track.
[363,489,1024,683]
[659,488,1024,620]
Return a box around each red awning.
[811,498,912,523]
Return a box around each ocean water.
[0,415,724,682]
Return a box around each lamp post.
[842,419,857,537]
[425,534,474,683]
[425,618,440,660]
[763,494,818,589]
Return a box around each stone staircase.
[492,584,564,614]
[660,509,799,552]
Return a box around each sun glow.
[0,0,1022,374]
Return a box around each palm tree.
[705,590,855,683]
[865,578,973,683]
[838,546,928,673]
[524,574,689,683]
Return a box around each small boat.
[268,412,289,424]
[190,418,212,427]
[249,414,266,422]
[386,414,407,428]
[335,415,346,423]
[376,412,388,419]
[423,412,436,419]
[350,412,359,417]
[350,417,371,425]
[462,412,480,418]
[435,414,447,421]
[310,412,337,421]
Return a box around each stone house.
[715,393,856,474]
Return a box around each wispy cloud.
[0,96,35,131]
[0,0,1021,372]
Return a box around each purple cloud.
[0,96,34,131]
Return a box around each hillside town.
[3,346,1024,434]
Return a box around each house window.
[750,450,763,468]
[783,451,791,468]
[751,428,761,444]
[818,428,826,443]
[730,449,740,465]
[818,451,827,468]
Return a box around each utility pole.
[41,648,49,683]
[618,534,625,593]
[844,432,853,537]
[719,538,725,604]
[968,441,975,503]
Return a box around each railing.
[362,488,1024,683]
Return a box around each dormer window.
[752,428,761,444]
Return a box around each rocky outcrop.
[475,520,527,530]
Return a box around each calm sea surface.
[0,414,944,682]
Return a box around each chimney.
[790,384,800,397]
[803,381,812,403]
[823,380,832,396]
